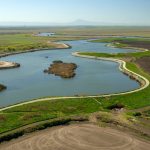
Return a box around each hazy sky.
[0,0,150,25]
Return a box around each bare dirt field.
[120,41,150,50]
[0,124,149,150]
[136,57,150,74]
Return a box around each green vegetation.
[0,98,100,134]
[0,116,88,143]
[1,26,150,37]
[0,34,60,53]
[131,112,142,117]
[91,37,150,43]
[142,110,150,118]
[0,33,97,54]
[106,103,125,110]
[79,51,150,59]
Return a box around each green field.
[0,34,70,54]
[79,50,150,59]
[0,98,100,134]
[0,26,150,37]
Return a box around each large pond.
[0,40,140,107]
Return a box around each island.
[0,61,20,69]
[0,84,7,92]
[44,60,77,78]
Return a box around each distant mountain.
[67,19,102,26]
[0,20,105,26]
[0,20,149,27]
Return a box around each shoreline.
[0,52,149,112]
[0,43,71,58]
[0,61,20,70]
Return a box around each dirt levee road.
[0,124,149,150]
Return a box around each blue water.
[0,40,140,107]
[37,32,55,36]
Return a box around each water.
[37,32,55,36]
[0,40,140,107]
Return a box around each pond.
[37,32,55,36]
[0,40,140,107]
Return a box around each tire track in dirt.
[0,124,149,150]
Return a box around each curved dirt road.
[0,124,150,150]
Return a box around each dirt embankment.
[0,84,6,92]
[0,124,149,150]
[47,41,71,49]
[136,57,150,74]
[0,61,20,69]
[44,61,77,78]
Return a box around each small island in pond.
[44,60,77,78]
[0,84,7,92]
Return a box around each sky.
[0,0,150,26]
